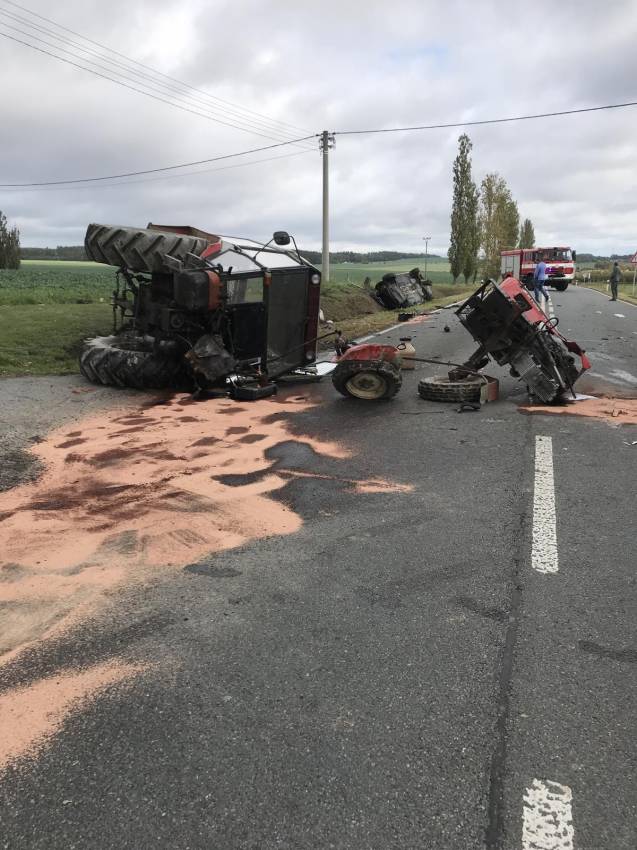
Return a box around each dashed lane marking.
[532,436,559,574]
[522,778,574,849]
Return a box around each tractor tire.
[332,359,402,400]
[79,334,191,390]
[418,375,482,403]
[85,224,211,273]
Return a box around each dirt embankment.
[319,283,471,348]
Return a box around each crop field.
[0,259,115,305]
[320,256,454,287]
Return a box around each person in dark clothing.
[609,261,621,301]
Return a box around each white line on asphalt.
[522,778,574,849]
[532,436,559,574]
[614,313,626,318]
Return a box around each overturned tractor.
[80,223,321,393]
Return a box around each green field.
[0,258,470,377]
[0,259,115,305]
[320,257,454,287]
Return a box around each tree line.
[447,134,536,283]
[301,249,439,265]
[20,245,88,261]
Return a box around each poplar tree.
[519,218,535,248]
[448,134,479,283]
[479,174,519,279]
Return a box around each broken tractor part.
[332,343,402,400]
[454,277,590,403]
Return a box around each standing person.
[609,261,622,301]
[533,256,550,306]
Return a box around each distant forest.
[20,246,440,264]
[21,245,88,260]
[20,246,631,264]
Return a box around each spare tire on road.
[79,334,191,390]
[85,224,211,273]
[418,375,482,403]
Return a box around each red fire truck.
[500,246,576,291]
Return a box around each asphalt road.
[1,286,635,849]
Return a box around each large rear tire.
[85,224,211,273]
[418,375,482,403]
[332,360,402,400]
[79,334,191,390]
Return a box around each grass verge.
[580,283,637,307]
[318,286,473,351]
[0,303,113,377]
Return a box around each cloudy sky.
[2,0,637,254]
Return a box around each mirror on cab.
[572,250,577,262]
[273,231,291,246]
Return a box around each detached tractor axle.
[331,344,403,400]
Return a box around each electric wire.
[2,149,314,192]
[1,0,309,136]
[0,135,317,187]
[0,29,313,148]
[334,101,637,135]
[0,6,313,147]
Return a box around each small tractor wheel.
[79,334,191,390]
[418,375,482,403]
[332,360,402,400]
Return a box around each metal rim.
[345,371,387,399]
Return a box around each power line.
[4,97,635,189]
[334,101,637,135]
[0,135,317,187]
[0,6,313,146]
[1,0,309,137]
[1,149,314,192]
[0,29,314,148]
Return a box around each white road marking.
[522,779,574,849]
[532,436,559,574]
[609,369,637,385]
[614,313,626,318]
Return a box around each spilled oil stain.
[0,392,410,664]
[0,394,345,661]
[520,396,637,426]
[0,659,143,771]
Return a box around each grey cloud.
[1,0,636,255]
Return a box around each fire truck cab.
[501,246,576,291]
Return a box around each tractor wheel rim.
[345,371,387,399]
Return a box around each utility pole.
[320,131,335,284]
[422,236,431,280]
